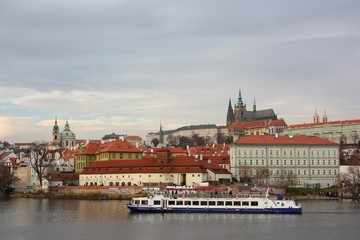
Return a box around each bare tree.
[238,164,252,184]
[345,166,360,196]
[351,131,359,144]
[254,167,270,185]
[166,134,178,146]
[0,163,19,196]
[151,138,160,147]
[29,143,48,187]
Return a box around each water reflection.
[1,198,360,240]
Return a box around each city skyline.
[1,0,359,143]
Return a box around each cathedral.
[52,117,76,148]
[226,90,277,126]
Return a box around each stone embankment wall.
[56,186,148,195]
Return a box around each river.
[1,198,360,240]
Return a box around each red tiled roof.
[229,119,287,130]
[95,139,142,154]
[288,119,360,129]
[78,141,101,155]
[145,147,187,155]
[232,135,338,145]
[81,156,230,175]
[125,136,143,141]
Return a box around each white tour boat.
[127,188,302,214]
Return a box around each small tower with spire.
[234,89,247,123]
[226,98,235,126]
[322,109,328,123]
[253,97,257,112]
[159,121,164,145]
[313,108,320,123]
[52,116,60,146]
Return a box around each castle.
[226,90,277,126]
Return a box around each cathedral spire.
[253,97,256,112]
[237,89,244,107]
[159,121,164,145]
[226,98,235,126]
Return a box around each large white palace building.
[230,135,340,187]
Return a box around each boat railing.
[161,190,265,199]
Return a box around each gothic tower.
[52,117,60,146]
[159,121,164,145]
[233,89,246,122]
[226,98,235,126]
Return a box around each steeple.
[253,97,256,112]
[52,116,60,144]
[313,108,319,123]
[226,98,235,126]
[322,109,328,123]
[159,121,164,145]
[237,89,244,107]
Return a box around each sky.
[1,0,359,143]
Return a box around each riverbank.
[12,191,147,200]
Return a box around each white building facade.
[230,135,340,188]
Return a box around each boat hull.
[127,205,302,214]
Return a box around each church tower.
[226,98,235,126]
[322,109,328,123]
[52,117,60,146]
[253,97,257,112]
[313,108,320,123]
[234,89,246,122]
[159,121,164,145]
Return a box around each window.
[141,200,148,205]
[312,170,315,175]
[284,160,287,165]
[329,169,332,175]
[242,201,249,206]
[168,201,175,205]
[193,201,199,206]
[225,201,233,206]
[217,201,224,206]
[251,201,258,206]
[201,201,207,206]
[154,200,161,205]
[185,201,191,205]
[176,201,183,205]
[304,170,307,175]
[209,201,216,206]
[234,201,241,206]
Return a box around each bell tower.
[52,117,60,146]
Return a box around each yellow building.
[75,138,143,173]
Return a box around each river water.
[1,198,360,240]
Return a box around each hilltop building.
[146,124,228,146]
[284,117,360,145]
[226,90,277,126]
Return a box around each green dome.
[60,130,75,137]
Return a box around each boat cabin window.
[217,201,225,206]
[242,201,249,206]
[201,201,207,206]
[225,201,233,206]
[168,200,175,206]
[154,200,161,205]
[134,200,140,205]
[251,201,258,206]
[234,201,241,206]
[209,201,216,206]
[176,201,183,205]
[192,201,199,206]
[141,200,148,205]
[184,201,191,205]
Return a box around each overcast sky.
[1,0,359,143]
